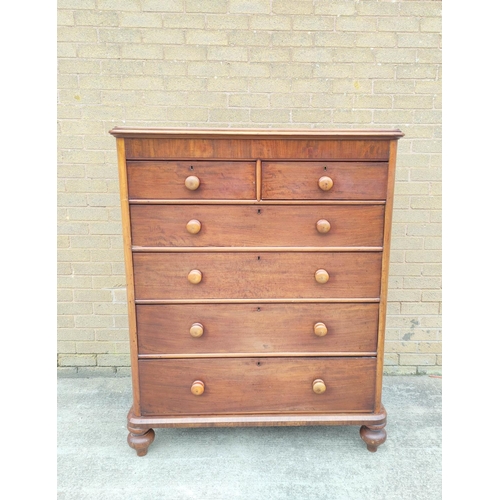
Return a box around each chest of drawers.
[109,127,403,456]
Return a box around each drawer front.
[130,205,385,248]
[137,303,379,355]
[138,357,376,415]
[262,161,388,200]
[133,252,382,300]
[127,160,256,200]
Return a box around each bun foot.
[127,427,155,457]
[360,424,386,452]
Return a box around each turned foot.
[360,423,387,452]
[127,425,155,457]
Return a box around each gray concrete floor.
[58,375,441,499]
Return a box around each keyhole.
[324,166,327,171]
[190,165,194,170]
[257,256,261,260]
[257,209,261,214]
[256,361,261,366]
[257,307,261,312]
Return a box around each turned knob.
[190,323,204,338]
[191,380,205,396]
[186,219,202,234]
[187,269,202,284]
[318,176,333,191]
[315,269,329,284]
[314,322,328,337]
[185,175,200,191]
[316,219,331,233]
[312,379,326,394]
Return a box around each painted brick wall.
[57,0,442,376]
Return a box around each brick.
[385,342,418,354]
[249,16,292,31]
[142,0,183,11]
[272,32,313,47]
[95,329,129,341]
[96,354,130,366]
[75,290,113,302]
[356,1,400,16]
[58,235,70,248]
[400,2,442,17]
[167,107,209,121]
[58,316,75,328]
[229,93,269,108]
[404,277,442,289]
[390,263,423,276]
[399,354,436,366]
[394,95,434,109]
[124,106,167,121]
[417,48,442,64]
[72,262,112,276]
[424,237,442,250]
[182,92,227,108]
[97,0,140,10]
[250,109,291,123]
[207,78,248,92]
[387,290,421,302]
[79,75,121,89]
[271,63,313,78]
[59,355,96,367]
[165,77,207,91]
[114,315,130,328]
[59,0,96,8]
[142,61,186,76]
[230,63,270,77]
[58,43,77,57]
[292,48,333,63]
[398,33,442,48]
[394,182,429,196]
[314,1,356,15]
[229,31,271,46]
[384,366,417,375]
[334,48,375,63]
[314,32,356,48]
[390,237,423,250]
[163,14,205,29]
[332,109,372,124]
[396,64,438,79]
[75,315,114,328]
[74,10,119,26]
[186,0,227,13]
[410,168,441,181]
[410,196,442,210]
[416,366,441,375]
[208,47,248,62]
[58,275,93,289]
[209,109,250,123]
[58,329,95,341]
[119,13,162,28]
[374,48,416,64]
[58,223,89,236]
[373,110,414,124]
[58,59,101,74]
[421,17,442,33]
[378,17,420,32]
[337,16,377,32]
[407,224,441,237]
[229,0,270,13]
[430,182,441,196]
[186,31,228,45]
[92,277,126,289]
[422,290,442,302]
[422,264,442,276]
[76,341,113,354]
[249,48,289,62]
[332,79,371,93]
[293,79,331,93]
[206,14,248,29]
[272,93,311,108]
[71,235,111,248]
[406,250,441,263]
[58,10,74,26]
[311,94,352,108]
[98,28,141,43]
[400,329,439,342]
[58,249,91,262]
[272,0,313,14]
[77,45,122,61]
[188,62,230,77]
[415,81,441,95]
[58,26,98,42]
[121,44,163,59]
[141,29,184,44]
[122,76,164,90]
[293,16,335,31]
[356,33,396,48]
[401,302,440,315]
[292,109,331,123]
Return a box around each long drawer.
[127,160,256,199]
[138,357,376,415]
[132,252,383,300]
[136,303,379,355]
[130,204,385,248]
[262,161,388,200]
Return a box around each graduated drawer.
[133,252,382,300]
[127,160,255,200]
[138,357,376,415]
[262,161,388,200]
[130,205,384,248]
[136,303,379,355]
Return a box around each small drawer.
[262,161,388,200]
[130,204,385,248]
[132,252,382,300]
[136,303,379,355]
[138,357,376,415]
[127,160,256,200]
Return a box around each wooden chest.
[109,127,403,455]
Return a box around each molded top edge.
[109,127,404,139]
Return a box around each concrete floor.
[58,375,441,499]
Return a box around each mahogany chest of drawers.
[109,127,403,456]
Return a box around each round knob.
[190,323,204,338]
[315,269,329,284]
[186,219,202,234]
[316,219,331,234]
[312,379,326,394]
[314,322,328,337]
[187,269,202,284]
[318,176,333,191]
[185,175,200,191]
[191,380,205,396]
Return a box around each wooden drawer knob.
[191,380,205,396]
[187,269,202,284]
[190,323,204,338]
[312,379,326,394]
[315,269,329,284]
[314,322,328,337]
[318,176,333,191]
[185,175,200,191]
[316,219,331,233]
[186,219,202,234]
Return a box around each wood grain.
[138,357,376,415]
[135,303,379,355]
[132,252,383,300]
[127,160,256,200]
[262,161,388,200]
[130,204,385,247]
